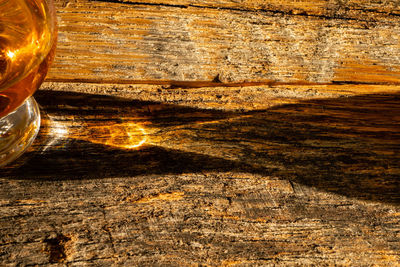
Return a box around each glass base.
[0,97,40,167]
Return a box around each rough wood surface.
[50,0,400,84]
[1,0,400,265]
[1,82,400,265]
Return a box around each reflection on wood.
[41,118,147,150]
[2,0,400,264]
[3,89,399,206]
[1,87,400,265]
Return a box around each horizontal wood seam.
[90,0,400,23]
[45,78,400,88]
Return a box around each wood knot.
[43,234,71,263]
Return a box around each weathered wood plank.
[23,83,400,205]
[49,0,400,84]
[57,0,400,22]
[2,82,400,202]
[1,82,400,265]
[3,0,400,264]
[1,173,400,265]
[41,81,400,110]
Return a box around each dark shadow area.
[1,90,399,204]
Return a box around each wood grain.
[1,173,400,265]
[1,83,400,265]
[2,0,400,265]
[41,81,400,110]
[60,0,400,18]
[50,0,400,84]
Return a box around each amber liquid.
[0,0,57,117]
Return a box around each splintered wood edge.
[57,0,400,20]
[41,81,400,111]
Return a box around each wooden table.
[1,0,400,265]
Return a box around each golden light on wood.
[3,0,400,264]
[42,117,147,150]
[86,122,147,150]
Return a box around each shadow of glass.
[2,90,399,205]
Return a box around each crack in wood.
[100,205,117,256]
[87,0,397,23]
[45,78,400,88]
[88,0,188,9]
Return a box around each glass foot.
[0,97,40,167]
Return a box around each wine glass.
[0,0,57,166]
